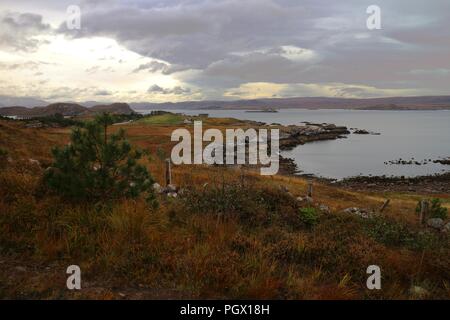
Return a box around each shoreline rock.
[279,123,350,151]
[433,158,450,165]
[334,172,450,194]
[351,128,381,135]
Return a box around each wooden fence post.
[307,181,313,198]
[165,158,172,186]
[419,199,429,225]
[379,199,390,213]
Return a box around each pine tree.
[44,113,156,204]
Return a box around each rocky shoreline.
[280,165,450,194]
[278,122,350,151]
[333,173,450,194]
[347,127,381,135]
[385,157,450,166]
[434,158,450,165]
[272,121,449,193]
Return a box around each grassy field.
[0,117,449,299]
[137,113,185,125]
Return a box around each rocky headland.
[278,122,350,151]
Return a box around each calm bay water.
[139,109,450,180]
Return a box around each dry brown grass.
[0,118,449,300]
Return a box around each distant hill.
[90,103,134,114]
[0,102,135,118]
[130,96,450,111]
[39,103,87,116]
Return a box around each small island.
[245,107,278,113]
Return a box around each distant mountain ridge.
[0,102,135,117]
[130,95,450,111]
[1,96,450,114]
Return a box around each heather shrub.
[182,180,299,227]
[415,198,448,220]
[429,198,448,220]
[299,207,319,226]
[364,216,441,250]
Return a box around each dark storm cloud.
[3,0,450,98]
[54,0,450,95]
[0,12,52,51]
[59,0,311,69]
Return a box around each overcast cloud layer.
[0,0,449,102]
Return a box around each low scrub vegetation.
[416,198,448,220]
[429,198,448,220]
[299,207,319,227]
[182,179,302,229]
[28,113,83,127]
[0,116,449,299]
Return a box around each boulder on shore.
[353,129,381,135]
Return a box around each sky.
[0,0,449,103]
